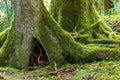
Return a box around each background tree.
[50,0,120,40]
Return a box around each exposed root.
[0,28,9,47]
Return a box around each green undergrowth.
[0,61,120,80]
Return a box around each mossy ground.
[0,61,120,80]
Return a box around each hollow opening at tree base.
[28,39,49,70]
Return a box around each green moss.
[34,1,65,66]
[35,1,120,65]
[88,39,120,44]
[50,0,61,22]
[50,0,81,32]
[76,0,120,40]
[50,0,120,39]
[74,61,120,80]
[0,61,119,79]
[0,22,15,66]
[0,28,9,47]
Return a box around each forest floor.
[0,61,120,80]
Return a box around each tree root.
[0,28,9,47]
[88,39,120,44]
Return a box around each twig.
[28,66,40,70]
[111,63,120,69]
[70,33,78,36]
[54,61,58,71]
[54,61,61,80]
[33,53,38,59]
[30,65,77,77]
[37,48,42,64]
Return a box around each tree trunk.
[50,0,61,22]
[50,0,80,32]
[9,0,35,69]
[0,0,120,69]
[50,0,120,40]
[34,0,120,64]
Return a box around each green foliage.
[0,0,13,32]
[105,0,120,15]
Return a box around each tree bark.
[50,0,80,32]
[9,0,35,69]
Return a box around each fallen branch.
[30,65,77,77]
[111,63,120,69]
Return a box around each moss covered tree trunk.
[50,0,80,32]
[50,0,120,40]
[0,0,120,69]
